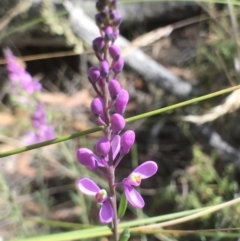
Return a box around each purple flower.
[100,60,110,78]
[109,45,121,61]
[77,178,114,223]
[123,161,158,208]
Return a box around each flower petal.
[132,161,158,179]
[124,185,144,209]
[99,200,114,223]
[77,178,100,196]
[112,135,120,160]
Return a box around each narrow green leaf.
[1,85,239,157]
[118,193,128,219]
[119,228,130,241]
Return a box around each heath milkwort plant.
[76,1,158,240]
[4,49,54,144]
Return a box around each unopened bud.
[109,79,121,99]
[111,113,125,134]
[88,67,100,83]
[93,37,105,54]
[105,26,114,41]
[100,60,110,78]
[91,97,103,116]
[120,130,135,154]
[96,137,110,157]
[109,45,121,61]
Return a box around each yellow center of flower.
[130,173,141,185]
[95,189,107,203]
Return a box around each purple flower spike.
[112,57,124,76]
[76,148,103,170]
[77,178,114,223]
[104,26,114,41]
[115,89,129,115]
[120,130,135,154]
[111,113,125,134]
[91,97,103,117]
[109,79,121,99]
[100,60,110,78]
[123,161,158,208]
[88,67,101,83]
[109,45,121,61]
[93,37,105,54]
[96,137,111,157]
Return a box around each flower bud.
[110,10,122,27]
[93,37,105,54]
[100,60,109,78]
[112,57,124,75]
[77,148,99,170]
[109,45,121,61]
[115,89,129,115]
[88,67,100,83]
[108,79,121,99]
[96,137,110,157]
[95,13,105,27]
[104,26,114,41]
[111,113,125,134]
[120,130,135,154]
[91,97,103,116]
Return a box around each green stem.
[1,85,239,158]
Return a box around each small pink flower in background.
[123,161,158,208]
[77,178,114,223]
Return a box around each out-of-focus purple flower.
[115,89,129,115]
[111,113,125,134]
[95,137,111,157]
[108,79,121,99]
[123,161,158,208]
[24,102,54,144]
[76,148,104,170]
[91,97,104,117]
[120,130,135,155]
[4,49,42,94]
[77,178,114,223]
